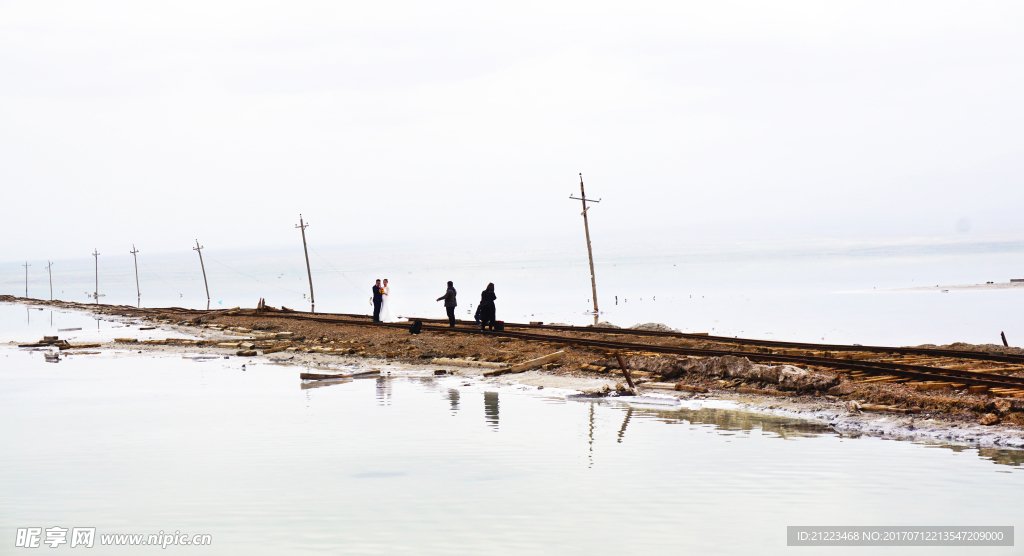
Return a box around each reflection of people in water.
[484,392,499,430]
[375,377,392,406]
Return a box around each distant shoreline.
[888,281,1024,292]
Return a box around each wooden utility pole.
[91,249,101,304]
[296,214,315,312]
[193,240,210,304]
[22,261,30,298]
[130,245,141,302]
[45,261,54,301]
[570,173,601,325]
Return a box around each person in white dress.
[380,279,399,322]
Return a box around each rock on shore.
[618,354,837,393]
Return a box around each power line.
[308,246,371,297]
[205,255,306,296]
[138,259,183,296]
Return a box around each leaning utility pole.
[130,245,141,302]
[570,173,601,325]
[295,214,315,312]
[45,261,54,301]
[22,261,30,298]
[193,240,210,305]
[91,249,101,304]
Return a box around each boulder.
[828,382,858,396]
[609,354,835,393]
[629,322,680,333]
[778,365,836,392]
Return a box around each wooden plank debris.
[431,358,506,369]
[736,386,791,396]
[59,343,101,350]
[483,351,566,377]
[300,372,352,380]
[641,382,709,394]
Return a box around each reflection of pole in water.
[484,391,499,430]
[588,403,595,468]
[616,407,634,443]
[375,377,392,405]
[448,389,460,411]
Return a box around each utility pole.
[193,240,210,305]
[296,214,315,312]
[22,261,30,298]
[45,261,54,301]
[130,245,141,302]
[570,173,601,325]
[91,249,101,304]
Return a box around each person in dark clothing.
[479,283,497,330]
[371,279,383,322]
[436,281,457,327]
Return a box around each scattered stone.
[979,413,1000,426]
[629,322,680,333]
[625,354,836,393]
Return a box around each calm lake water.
[1,305,1022,554]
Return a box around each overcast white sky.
[2,1,1023,262]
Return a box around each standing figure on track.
[436,281,457,327]
[479,283,497,330]
[380,279,398,323]
[371,279,383,322]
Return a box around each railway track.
[406,316,1024,365]
[8,297,1024,397]
[211,309,1024,396]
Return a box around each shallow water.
[1,308,1022,554]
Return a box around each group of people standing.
[436,281,498,330]
[371,278,498,330]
